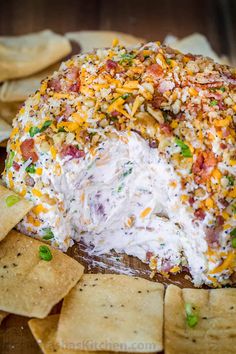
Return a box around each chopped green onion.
[123,167,133,177]
[5,194,20,207]
[39,245,52,261]
[219,87,225,92]
[230,228,236,237]
[26,164,36,174]
[163,111,168,121]
[58,127,66,133]
[119,53,136,64]
[40,120,52,132]
[185,303,192,316]
[210,100,218,106]
[231,237,236,248]
[42,228,54,240]
[226,175,235,186]
[117,184,124,193]
[122,162,133,178]
[29,120,52,137]
[6,151,15,169]
[121,93,131,100]
[166,58,171,65]
[175,138,192,158]
[185,303,198,328]
[187,314,199,328]
[111,93,131,103]
[29,126,40,137]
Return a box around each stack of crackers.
[0,184,236,353]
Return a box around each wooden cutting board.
[0,146,196,354]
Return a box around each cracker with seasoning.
[165,284,236,354]
[0,184,33,241]
[0,230,84,318]
[2,40,236,287]
[29,314,128,354]
[57,274,164,352]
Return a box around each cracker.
[57,274,164,352]
[29,315,112,354]
[165,284,236,354]
[29,315,72,354]
[0,310,8,325]
[0,119,12,143]
[0,184,33,241]
[0,63,60,103]
[0,101,22,125]
[66,31,144,53]
[0,230,84,318]
[168,33,225,64]
[0,30,71,81]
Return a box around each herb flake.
[26,164,36,174]
[175,138,192,158]
[210,100,218,106]
[6,151,15,169]
[42,228,54,240]
[5,195,20,207]
[29,120,52,137]
[39,245,52,261]
[185,303,198,328]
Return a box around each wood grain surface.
[0,0,236,352]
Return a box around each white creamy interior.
[42,131,208,285]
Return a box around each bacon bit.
[61,144,85,159]
[13,162,20,171]
[217,101,227,110]
[69,82,80,92]
[106,59,118,71]
[66,67,80,81]
[194,208,206,220]
[222,128,230,138]
[220,142,227,149]
[20,139,38,162]
[192,151,217,184]
[151,92,164,109]
[159,123,172,136]
[48,78,61,92]
[146,251,153,261]
[205,224,222,248]
[111,110,120,117]
[189,196,195,206]
[147,64,164,79]
[216,215,224,226]
[219,198,229,207]
[66,67,80,92]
